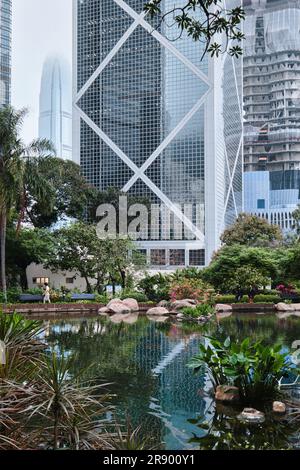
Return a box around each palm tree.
[0,106,54,302]
[15,139,55,236]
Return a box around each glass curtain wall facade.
[0,0,11,106]
[39,55,72,160]
[243,0,300,230]
[73,0,243,267]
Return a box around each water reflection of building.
[135,323,208,449]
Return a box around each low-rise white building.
[26,263,96,291]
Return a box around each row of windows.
[33,277,74,286]
[147,249,205,267]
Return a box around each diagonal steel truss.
[74,0,243,244]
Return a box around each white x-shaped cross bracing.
[74,0,242,242]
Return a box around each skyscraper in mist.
[0,0,11,106]
[39,55,72,160]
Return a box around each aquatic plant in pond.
[189,336,298,403]
[181,304,215,319]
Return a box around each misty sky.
[12,0,72,143]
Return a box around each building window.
[66,278,74,284]
[257,199,265,209]
[33,277,49,286]
[189,250,205,266]
[169,249,185,266]
[150,249,166,266]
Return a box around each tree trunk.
[84,276,92,293]
[120,269,126,289]
[0,212,7,303]
[20,269,28,290]
[16,189,26,237]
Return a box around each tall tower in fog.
[0,0,11,106]
[39,55,72,160]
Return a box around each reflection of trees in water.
[44,314,300,450]
[45,317,208,449]
[45,318,170,447]
[208,315,300,348]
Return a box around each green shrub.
[94,293,109,304]
[189,336,297,403]
[182,304,215,318]
[215,294,280,304]
[120,290,149,303]
[0,287,22,303]
[253,294,281,304]
[138,274,171,303]
[215,294,249,304]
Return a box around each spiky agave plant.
[25,352,116,450]
[111,416,158,450]
[0,312,45,382]
[0,312,45,449]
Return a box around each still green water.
[42,313,300,450]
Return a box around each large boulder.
[291,304,300,311]
[171,300,197,310]
[122,298,139,312]
[215,304,232,313]
[275,302,294,312]
[237,408,265,424]
[146,307,169,316]
[217,311,233,319]
[107,298,122,309]
[215,385,240,403]
[108,302,131,314]
[98,307,110,316]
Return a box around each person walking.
[248,286,256,304]
[43,283,51,304]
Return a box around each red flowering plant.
[276,284,296,295]
[169,279,215,304]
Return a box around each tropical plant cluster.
[0,311,140,450]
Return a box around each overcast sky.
[12,0,72,143]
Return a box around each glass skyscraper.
[0,0,11,106]
[39,55,72,160]
[243,0,300,231]
[73,0,243,267]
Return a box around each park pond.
[40,312,300,450]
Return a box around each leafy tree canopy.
[25,158,95,228]
[6,222,55,288]
[220,213,283,248]
[203,244,278,292]
[45,222,144,293]
[144,0,245,58]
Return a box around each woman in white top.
[43,283,51,304]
